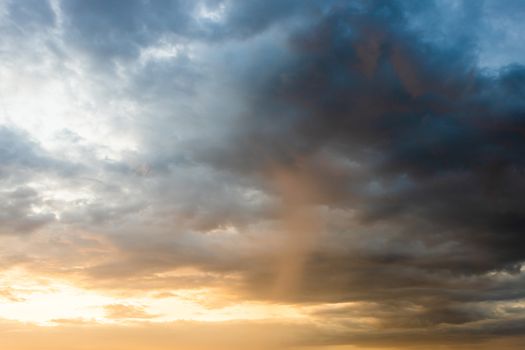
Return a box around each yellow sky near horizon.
[0,266,311,325]
[0,264,417,350]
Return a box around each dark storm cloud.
[186,0,525,339]
[204,0,525,271]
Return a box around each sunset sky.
[1,1,525,349]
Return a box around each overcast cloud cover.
[0,0,524,349]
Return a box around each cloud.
[104,304,159,320]
[58,0,317,65]
[4,0,55,31]
[0,186,55,234]
[0,0,524,349]
[178,0,525,341]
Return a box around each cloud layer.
[0,0,524,349]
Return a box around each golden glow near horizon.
[0,266,308,326]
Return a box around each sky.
[0,0,524,349]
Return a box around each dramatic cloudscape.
[0,0,525,349]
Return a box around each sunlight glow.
[0,267,308,326]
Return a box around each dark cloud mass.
[0,0,525,349]
[194,0,525,345]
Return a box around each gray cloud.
[1,0,524,348]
